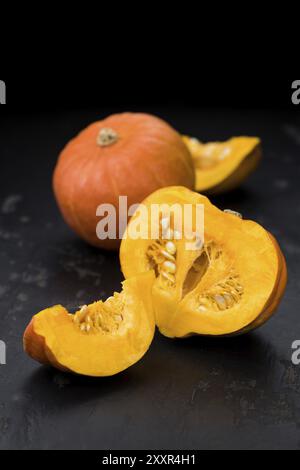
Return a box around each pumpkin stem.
[97,128,119,147]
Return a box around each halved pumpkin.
[182,136,262,194]
[23,272,155,376]
[120,187,287,338]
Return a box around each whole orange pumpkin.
[53,113,195,250]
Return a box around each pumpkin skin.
[53,113,195,250]
[182,136,262,195]
[23,272,155,377]
[120,186,287,338]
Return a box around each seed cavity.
[180,242,244,312]
[146,217,178,287]
[73,293,124,334]
[198,273,244,313]
[146,218,244,311]
[182,250,210,298]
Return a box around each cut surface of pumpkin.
[182,136,262,194]
[120,187,287,338]
[23,272,155,376]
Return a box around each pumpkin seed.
[163,261,176,274]
[165,241,176,255]
[160,249,176,262]
[214,295,227,311]
[161,271,175,284]
[223,293,234,308]
[74,305,88,323]
[198,305,207,312]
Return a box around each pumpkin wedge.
[182,136,262,194]
[23,272,155,376]
[120,187,287,338]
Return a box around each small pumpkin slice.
[23,272,155,377]
[182,136,262,194]
[120,186,287,338]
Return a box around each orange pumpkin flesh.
[120,187,287,338]
[23,272,155,377]
[53,113,195,250]
[182,136,262,194]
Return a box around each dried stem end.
[97,128,119,147]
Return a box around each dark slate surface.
[0,107,299,450]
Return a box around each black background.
[0,76,300,450]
